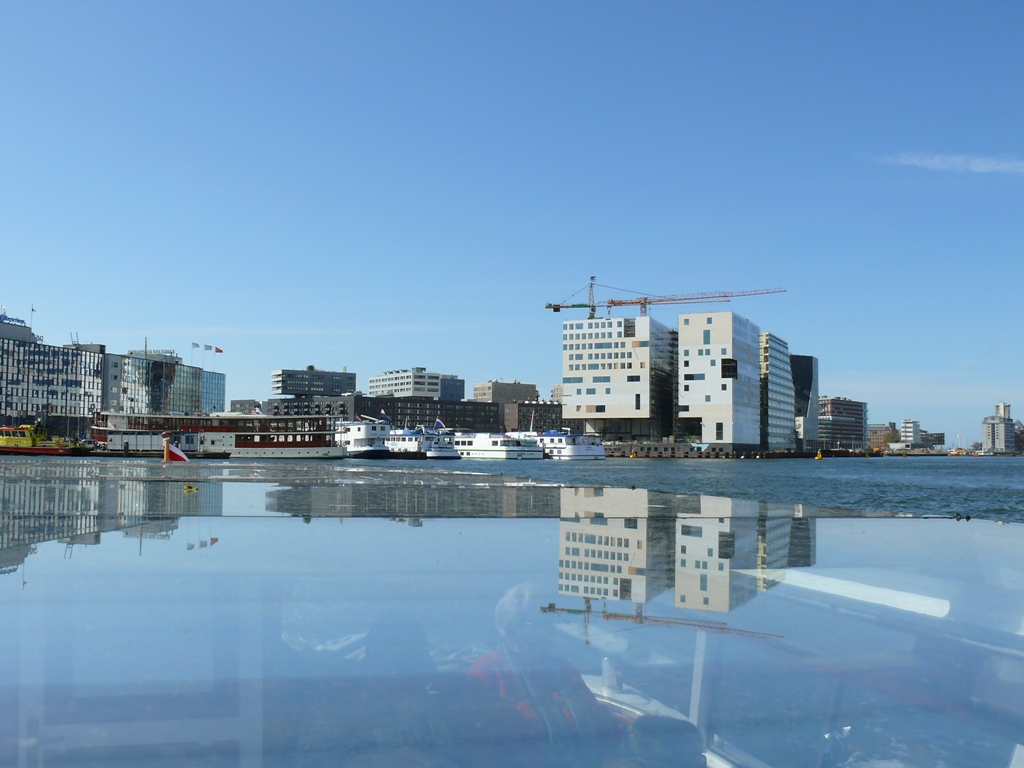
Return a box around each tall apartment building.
[900,420,921,447]
[473,380,539,404]
[759,333,796,451]
[561,315,677,440]
[271,367,356,398]
[790,354,819,452]
[368,368,464,401]
[558,488,674,603]
[676,312,760,450]
[982,403,1015,454]
[818,397,868,449]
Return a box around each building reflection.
[0,466,223,572]
[674,496,816,612]
[557,487,675,603]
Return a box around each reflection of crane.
[546,277,786,319]
[540,600,782,643]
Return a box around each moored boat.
[507,429,606,460]
[387,426,461,460]
[335,420,391,459]
[451,432,544,460]
[0,424,89,456]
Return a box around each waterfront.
[2,457,1023,767]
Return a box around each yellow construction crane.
[546,277,785,319]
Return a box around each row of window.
[562,320,623,331]
[567,362,636,371]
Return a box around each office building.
[921,430,945,449]
[473,380,539,404]
[900,420,921,447]
[818,397,868,449]
[503,401,563,433]
[868,422,897,451]
[561,315,677,441]
[102,350,225,415]
[271,367,356,398]
[790,354,819,452]
[266,393,500,432]
[558,487,674,603]
[759,333,796,451]
[0,314,104,435]
[550,384,564,403]
[676,312,759,451]
[982,403,1015,454]
[368,368,464,401]
[230,399,265,414]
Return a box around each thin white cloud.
[880,152,1024,173]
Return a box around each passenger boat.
[386,427,461,460]
[91,412,346,459]
[335,420,391,459]
[507,429,606,460]
[0,424,89,456]
[451,432,544,460]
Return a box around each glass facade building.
[104,355,223,415]
[0,320,104,436]
[202,370,226,414]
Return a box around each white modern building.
[760,332,796,451]
[676,312,761,451]
[560,315,677,440]
[900,420,921,447]
[982,403,1015,454]
[367,368,464,401]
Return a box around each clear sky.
[1,1,1021,442]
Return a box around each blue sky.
[1,1,1021,441]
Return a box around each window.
[605,388,611,394]
[683,385,689,391]
[716,422,724,441]
[683,349,689,356]
[635,393,641,410]
[705,395,711,402]
[703,330,711,344]
[700,574,708,591]
[680,524,701,537]
[698,349,704,356]
[721,358,738,378]
[595,405,605,413]
[683,374,705,381]
[592,376,610,383]
[683,318,689,325]
[722,384,727,391]
[586,388,596,395]
[721,348,727,355]
[707,548,714,556]
[576,389,581,395]
[683,360,689,368]
[627,375,640,382]
[563,377,583,384]
[679,405,689,412]
[706,317,713,324]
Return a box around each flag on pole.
[165,442,189,462]
[435,417,446,430]
[379,408,391,423]
[191,342,200,349]
[214,347,223,353]
[204,344,212,351]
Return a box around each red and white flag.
[166,442,190,462]
[214,347,223,353]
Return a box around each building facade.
[561,315,677,441]
[102,351,223,415]
[790,354,819,452]
[368,368,464,401]
[759,333,796,451]
[230,399,265,414]
[266,394,500,432]
[0,316,104,436]
[676,312,760,451]
[473,380,539,404]
[503,401,564,433]
[900,420,921,447]
[818,397,868,450]
[982,403,1015,454]
[868,422,897,451]
[271,368,356,398]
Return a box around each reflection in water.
[3,460,1024,768]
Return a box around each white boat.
[508,429,606,460]
[387,427,461,460]
[335,420,391,459]
[451,432,544,460]
[92,412,348,459]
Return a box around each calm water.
[391,455,1024,521]
[2,458,1024,767]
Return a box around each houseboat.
[507,429,606,460]
[335,420,391,459]
[451,432,544,460]
[386,427,461,460]
[92,412,346,459]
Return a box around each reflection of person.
[468,582,617,742]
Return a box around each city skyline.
[2,3,1022,440]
